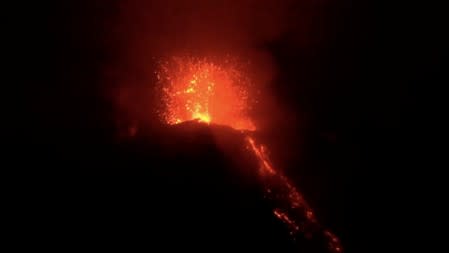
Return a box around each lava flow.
[157,56,342,252]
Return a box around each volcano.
[24,121,337,252]
[150,56,342,252]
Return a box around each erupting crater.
[157,56,255,131]
[156,56,342,253]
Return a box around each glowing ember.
[157,56,255,130]
[157,56,342,252]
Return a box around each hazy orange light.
[157,56,255,131]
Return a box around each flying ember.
[157,56,255,130]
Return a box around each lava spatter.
[157,56,255,131]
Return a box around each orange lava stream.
[245,135,342,252]
[157,56,342,252]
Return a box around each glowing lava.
[246,135,342,253]
[157,56,255,130]
[157,56,342,252]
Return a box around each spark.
[157,56,255,130]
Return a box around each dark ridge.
[13,122,278,251]
[11,121,340,252]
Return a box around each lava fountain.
[157,56,255,131]
[157,56,342,252]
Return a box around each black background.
[7,0,447,252]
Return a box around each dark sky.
[9,0,447,252]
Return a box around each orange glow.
[157,55,342,252]
[157,56,255,130]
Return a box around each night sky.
[9,0,447,252]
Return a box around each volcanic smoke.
[157,56,342,252]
